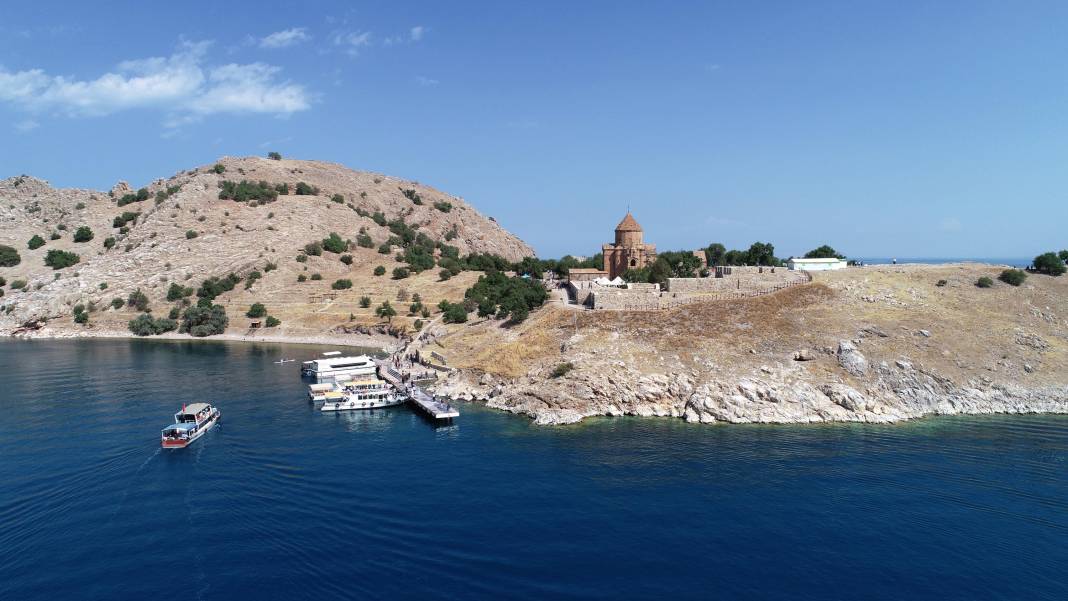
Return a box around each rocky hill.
[429,263,1068,425]
[0,157,533,342]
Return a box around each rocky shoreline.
[431,339,1068,426]
[4,327,401,352]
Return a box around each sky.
[1,1,1066,259]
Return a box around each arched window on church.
[630,258,637,267]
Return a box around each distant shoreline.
[4,328,396,353]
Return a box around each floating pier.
[376,360,459,421]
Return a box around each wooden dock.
[376,360,459,421]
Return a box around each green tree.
[180,305,228,336]
[267,151,282,160]
[746,242,779,266]
[246,303,267,318]
[803,245,844,259]
[332,279,353,290]
[976,276,994,288]
[374,265,386,276]
[442,302,468,323]
[28,235,45,250]
[392,267,410,279]
[1034,252,1067,276]
[213,163,226,174]
[704,243,726,266]
[265,316,281,327]
[1059,250,1068,262]
[375,300,397,323]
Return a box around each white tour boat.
[301,354,377,380]
[320,378,405,412]
[161,403,220,449]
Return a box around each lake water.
[1,339,1066,600]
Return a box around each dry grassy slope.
[0,157,533,336]
[435,264,1068,389]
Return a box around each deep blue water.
[1,339,1066,600]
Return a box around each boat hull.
[320,397,406,412]
[161,411,220,449]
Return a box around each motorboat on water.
[274,358,295,364]
[320,378,406,412]
[301,353,377,380]
[161,403,220,449]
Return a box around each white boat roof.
[182,403,210,414]
[323,351,342,356]
[789,257,845,263]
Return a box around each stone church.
[566,212,657,282]
[602,212,657,279]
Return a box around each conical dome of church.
[615,212,643,232]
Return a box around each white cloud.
[384,25,428,46]
[13,119,38,132]
[332,31,372,56]
[415,75,439,87]
[260,28,310,49]
[0,40,311,126]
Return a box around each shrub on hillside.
[332,279,353,290]
[117,188,149,207]
[265,315,281,327]
[128,288,150,312]
[310,273,322,281]
[322,232,347,254]
[128,314,178,336]
[213,163,226,174]
[297,274,307,282]
[377,243,391,254]
[218,180,278,203]
[44,249,79,270]
[331,194,344,204]
[359,296,372,308]
[111,297,125,309]
[463,270,548,324]
[551,362,575,378]
[356,233,374,248]
[113,211,140,228]
[180,305,228,337]
[433,201,453,213]
[28,235,45,250]
[371,212,387,226]
[73,226,94,243]
[936,279,947,287]
[304,241,323,256]
[185,230,198,239]
[999,269,1027,287]
[392,267,410,280]
[373,266,386,276]
[0,244,21,267]
[267,151,282,160]
[401,188,423,205]
[10,279,27,289]
[104,237,116,249]
[295,182,319,195]
[439,269,452,281]
[976,276,994,288]
[196,273,241,303]
[51,232,62,240]
[166,283,194,301]
[247,303,267,318]
[340,254,353,265]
